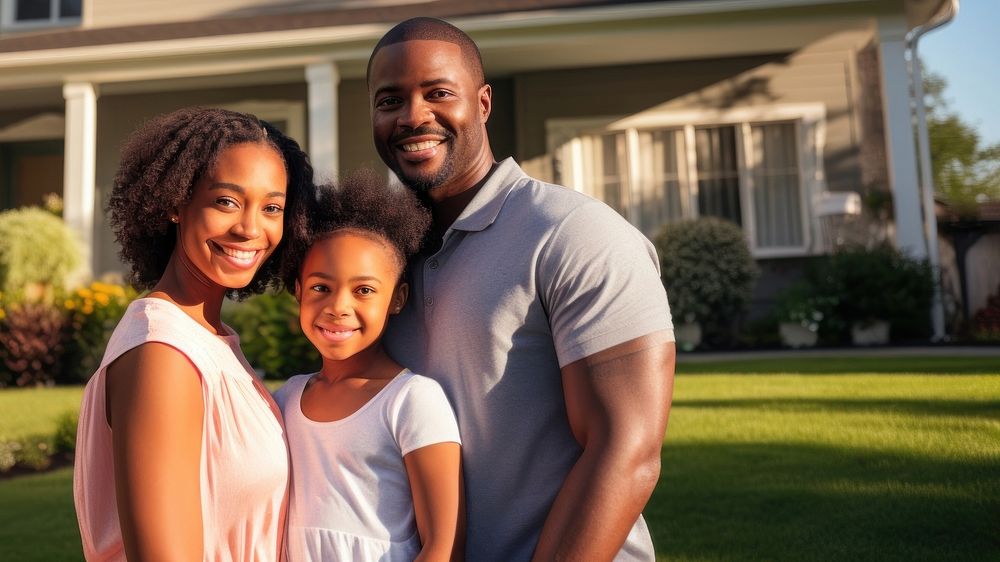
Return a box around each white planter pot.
[675,322,702,352]
[779,322,818,348]
[851,320,890,346]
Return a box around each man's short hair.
[367,17,485,87]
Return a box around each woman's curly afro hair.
[281,168,431,291]
[108,107,314,298]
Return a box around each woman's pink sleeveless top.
[73,298,289,561]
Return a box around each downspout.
[906,0,959,341]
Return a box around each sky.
[920,0,1000,146]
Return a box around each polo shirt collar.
[449,157,524,233]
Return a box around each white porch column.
[306,61,340,182]
[911,54,947,340]
[63,82,98,279]
[876,19,926,258]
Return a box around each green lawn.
[0,467,81,562]
[0,386,83,442]
[1,356,998,561]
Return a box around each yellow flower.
[65,299,75,310]
[77,288,93,299]
[94,293,110,306]
[82,305,94,315]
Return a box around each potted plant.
[774,284,835,348]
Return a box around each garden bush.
[224,291,320,379]
[52,410,78,457]
[654,218,758,346]
[807,243,934,342]
[0,435,53,472]
[971,284,1000,342]
[0,409,78,475]
[0,302,65,387]
[0,207,80,296]
[60,281,139,384]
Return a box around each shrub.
[0,302,65,387]
[223,291,320,379]
[654,218,758,346]
[810,244,934,341]
[60,281,139,384]
[971,285,1000,342]
[0,410,78,475]
[0,206,81,296]
[52,410,79,456]
[0,436,53,473]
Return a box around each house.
[0,0,955,335]
[936,199,1000,330]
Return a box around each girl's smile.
[296,230,407,374]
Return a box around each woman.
[73,107,313,561]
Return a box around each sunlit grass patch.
[652,371,1000,561]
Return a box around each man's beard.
[387,125,458,194]
[395,156,454,194]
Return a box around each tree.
[923,66,1000,217]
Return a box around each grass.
[652,355,1000,561]
[0,386,83,441]
[1,355,997,561]
[0,467,81,562]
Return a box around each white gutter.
[906,0,959,341]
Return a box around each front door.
[1,140,64,210]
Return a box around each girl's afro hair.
[281,168,431,290]
[107,106,314,298]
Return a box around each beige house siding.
[966,233,1000,318]
[513,29,871,195]
[337,78,381,179]
[87,0,398,28]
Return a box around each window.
[1,0,81,30]
[578,132,630,216]
[549,104,825,257]
[695,125,742,226]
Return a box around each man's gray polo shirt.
[385,158,673,561]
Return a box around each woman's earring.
[170,215,179,223]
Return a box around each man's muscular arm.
[532,331,675,561]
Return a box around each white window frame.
[547,103,827,258]
[1,0,82,31]
[222,100,306,148]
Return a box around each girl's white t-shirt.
[273,370,461,562]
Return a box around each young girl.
[274,170,463,562]
[74,107,313,561]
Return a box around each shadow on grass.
[647,441,1000,562]
[673,397,1000,420]
[0,467,81,562]
[676,356,1000,375]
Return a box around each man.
[370,17,676,561]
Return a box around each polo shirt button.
[425,297,434,306]
[428,259,439,269]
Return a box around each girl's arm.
[404,442,464,562]
[105,342,205,561]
